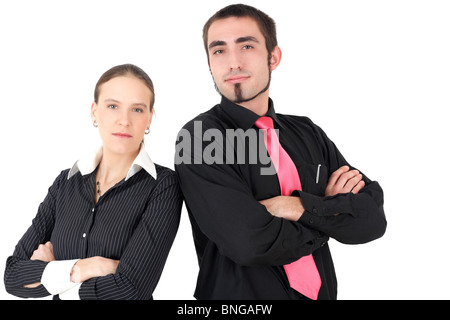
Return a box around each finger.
[31,247,44,260]
[70,265,81,283]
[328,166,350,186]
[351,180,365,194]
[336,169,359,189]
[343,173,362,192]
[30,250,38,260]
[46,242,54,254]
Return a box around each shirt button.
[91,208,95,213]
[309,218,314,224]
[82,233,86,238]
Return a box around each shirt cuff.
[294,191,329,216]
[40,259,80,295]
[294,190,356,217]
[59,283,82,300]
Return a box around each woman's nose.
[117,110,131,126]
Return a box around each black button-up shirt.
[5,164,183,300]
[175,96,386,300]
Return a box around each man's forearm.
[296,183,387,244]
[259,196,305,221]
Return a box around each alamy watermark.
[175,121,279,175]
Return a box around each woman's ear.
[91,102,97,124]
[269,46,282,71]
[147,109,154,129]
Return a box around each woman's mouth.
[112,132,132,138]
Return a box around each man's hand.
[30,241,55,262]
[260,166,365,221]
[325,165,364,197]
[259,196,305,221]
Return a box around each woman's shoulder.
[54,168,72,184]
[153,164,179,185]
[148,164,182,199]
[154,163,175,176]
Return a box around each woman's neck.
[98,147,139,184]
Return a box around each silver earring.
[145,128,150,135]
[93,121,98,128]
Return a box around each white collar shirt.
[41,143,157,299]
[67,143,157,181]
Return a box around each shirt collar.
[67,143,157,181]
[219,95,284,129]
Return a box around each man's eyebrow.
[208,36,259,50]
[235,36,259,44]
[208,40,226,50]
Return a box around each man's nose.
[228,50,242,71]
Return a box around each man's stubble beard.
[233,71,271,104]
[213,59,272,104]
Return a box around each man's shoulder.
[275,112,329,140]
[179,104,227,133]
[276,112,318,128]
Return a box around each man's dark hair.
[202,4,278,59]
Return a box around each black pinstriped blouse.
[4,164,183,300]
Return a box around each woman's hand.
[25,243,119,288]
[70,257,119,283]
[30,241,55,262]
[24,242,56,288]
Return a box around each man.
[175,4,386,300]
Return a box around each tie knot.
[255,116,274,130]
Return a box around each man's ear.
[269,46,282,71]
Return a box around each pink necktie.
[255,116,321,300]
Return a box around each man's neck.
[237,91,270,116]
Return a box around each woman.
[4,64,183,299]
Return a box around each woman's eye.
[133,108,143,113]
[108,105,117,109]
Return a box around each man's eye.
[242,45,253,50]
[214,49,224,55]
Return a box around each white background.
[0,0,449,300]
